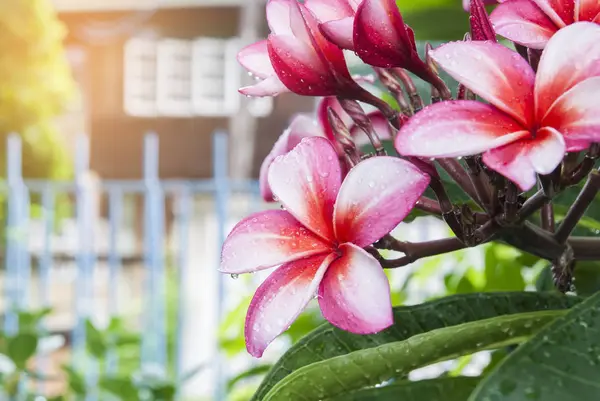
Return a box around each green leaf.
[470,290,600,401]
[100,376,140,401]
[150,384,176,400]
[7,332,38,369]
[228,364,274,391]
[85,319,107,358]
[251,292,580,401]
[484,246,526,292]
[62,364,86,395]
[329,377,480,401]
[573,261,600,297]
[17,307,52,332]
[535,265,556,292]
[263,310,563,400]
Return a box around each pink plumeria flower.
[395,22,600,191]
[259,97,391,202]
[491,0,600,49]
[307,0,440,83]
[221,137,430,357]
[237,0,364,97]
[304,0,360,50]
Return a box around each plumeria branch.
[338,99,386,155]
[562,144,600,187]
[554,170,600,244]
[371,237,466,269]
[436,158,482,208]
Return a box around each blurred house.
[54,0,315,182]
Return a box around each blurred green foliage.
[0,0,75,180]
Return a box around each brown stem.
[429,176,464,239]
[518,189,550,222]
[554,170,600,244]
[437,159,482,208]
[374,68,412,116]
[541,203,555,232]
[338,98,385,155]
[503,182,519,224]
[379,237,467,269]
[353,89,402,130]
[415,196,442,215]
[562,143,599,187]
[570,237,600,261]
[391,68,424,113]
[374,234,408,253]
[327,107,361,166]
[464,157,492,213]
[500,222,565,261]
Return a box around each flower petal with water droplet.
[245,252,336,357]
[430,41,536,127]
[490,0,557,49]
[220,210,333,274]
[269,137,341,243]
[333,156,429,247]
[535,22,600,119]
[542,77,600,145]
[531,0,574,26]
[318,243,393,334]
[395,101,529,159]
[482,127,565,191]
[260,115,325,202]
[353,0,416,68]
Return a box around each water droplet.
[230,273,239,280]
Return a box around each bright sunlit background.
[0,1,546,400]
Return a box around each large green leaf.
[251,292,580,401]
[264,310,562,400]
[470,290,600,401]
[329,377,480,401]
[7,332,38,369]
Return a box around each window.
[124,38,157,117]
[124,36,272,118]
[156,39,193,116]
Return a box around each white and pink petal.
[268,137,341,242]
[531,0,574,26]
[246,252,337,357]
[237,40,276,79]
[535,22,600,118]
[576,0,600,21]
[318,243,393,334]
[320,18,356,50]
[333,156,430,247]
[490,0,558,49]
[239,75,290,97]
[430,41,536,126]
[395,101,530,158]
[482,127,566,191]
[220,210,333,274]
[542,77,600,144]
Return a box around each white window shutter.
[156,39,193,117]
[124,38,157,117]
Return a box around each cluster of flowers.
[221,0,600,357]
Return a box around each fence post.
[212,130,229,401]
[73,134,99,400]
[37,185,55,394]
[141,132,167,370]
[106,186,123,375]
[175,185,192,388]
[4,134,29,335]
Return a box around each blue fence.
[0,130,260,400]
